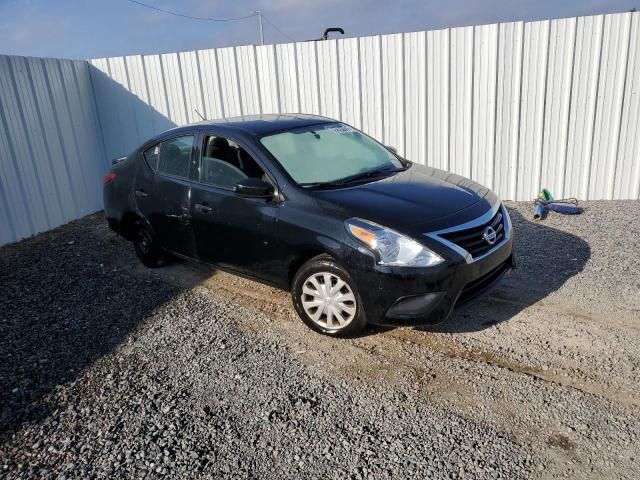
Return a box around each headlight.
[345,218,444,267]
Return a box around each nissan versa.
[104,114,513,336]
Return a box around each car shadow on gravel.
[0,215,202,444]
[416,207,591,334]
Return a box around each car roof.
[151,113,337,144]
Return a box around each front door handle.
[195,203,213,214]
[135,189,150,198]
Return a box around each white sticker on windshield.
[328,125,356,135]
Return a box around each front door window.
[200,135,266,188]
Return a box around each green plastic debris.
[538,188,554,203]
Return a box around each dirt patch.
[547,433,575,452]
[179,262,640,408]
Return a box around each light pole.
[251,10,264,45]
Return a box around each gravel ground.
[1,201,639,479]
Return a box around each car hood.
[310,163,498,234]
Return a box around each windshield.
[260,123,405,186]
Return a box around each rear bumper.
[345,233,514,326]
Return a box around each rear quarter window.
[143,144,159,171]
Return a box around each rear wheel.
[291,255,366,336]
[133,221,163,268]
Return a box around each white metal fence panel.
[405,31,426,167]
[493,21,523,200]
[380,34,405,156]
[359,36,383,142]
[540,17,575,201]
[472,23,499,191]
[0,55,105,246]
[3,12,639,247]
[616,13,640,200]
[89,12,640,201]
[589,14,632,200]
[449,26,474,180]
[316,40,341,120]
[565,15,603,200]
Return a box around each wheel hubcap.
[301,272,356,330]
[137,229,151,254]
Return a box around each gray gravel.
[1,202,639,479]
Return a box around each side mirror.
[386,145,398,154]
[233,178,275,198]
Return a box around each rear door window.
[157,136,194,178]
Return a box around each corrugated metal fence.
[0,55,105,246]
[1,12,640,246]
[90,12,640,203]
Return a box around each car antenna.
[194,109,206,121]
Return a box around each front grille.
[440,208,505,259]
[456,260,510,306]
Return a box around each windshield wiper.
[298,181,336,189]
[334,166,407,184]
[299,166,407,190]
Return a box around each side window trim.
[189,132,204,182]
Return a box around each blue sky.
[1,0,638,59]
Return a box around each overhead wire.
[124,0,257,22]
[123,0,296,43]
[260,14,296,42]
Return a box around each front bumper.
[344,215,514,327]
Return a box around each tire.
[291,254,367,337]
[133,220,163,268]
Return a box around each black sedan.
[103,114,513,336]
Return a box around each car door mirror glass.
[233,178,274,198]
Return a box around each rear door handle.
[135,189,150,198]
[195,203,212,214]
[167,206,190,220]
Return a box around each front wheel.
[291,255,367,337]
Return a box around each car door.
[135,134,197,258]
[190,132,282,284]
